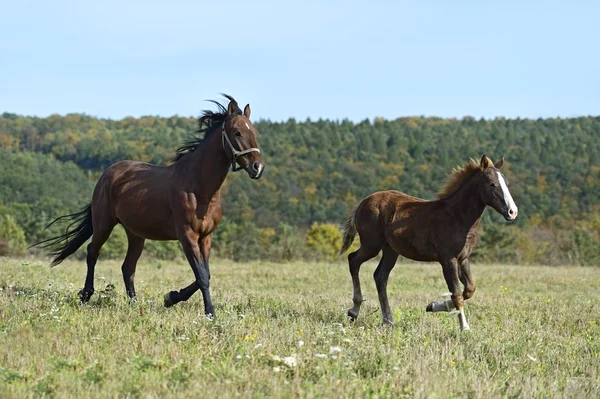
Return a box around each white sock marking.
[459,309,470,331]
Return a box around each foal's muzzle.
[503,206,518,221]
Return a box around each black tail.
[31,204,93,266]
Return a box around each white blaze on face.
[496,171,518,220]
[245,122,250,130]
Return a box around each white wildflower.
[282,356,297,368]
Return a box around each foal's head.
[223,97,265,179]
[477,155,518,221]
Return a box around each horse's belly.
[114,197,177,240]
[386,230,438,262]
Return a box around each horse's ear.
[244,104,251,118]
[480,155,493,170]
[227,99,241,115]
[495,156,504,169]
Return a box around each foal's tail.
[339,207,358,256]
[31,204,93,267]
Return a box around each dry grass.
[1,257,599,398]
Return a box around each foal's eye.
[490,183,496,187]
[235,131,241,137]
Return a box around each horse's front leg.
[164,229,214,317]
[459,258,475,301]
[428,258,470,331]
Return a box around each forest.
[1,111,599,265]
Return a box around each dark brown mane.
[172,94,242,162]
[435,159,481,199]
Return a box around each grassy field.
[1,257,599,398]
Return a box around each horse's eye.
[490,183,496,187]
[235,131,241,137]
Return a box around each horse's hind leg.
[373,244,400,325]
[79,211,115,303]
[121,228,145,300]
[347,244,381,321]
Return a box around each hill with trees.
[1,112,599,265]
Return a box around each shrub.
[306,223,342,261]
[0,214,26,256]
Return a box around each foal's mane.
[435,159,481,199]
[172,94,242,162]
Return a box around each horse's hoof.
[164,291,176,308]
[382,318,395,326]
[128,296,138,304]
[426,302,434,312]
[78,289,94,303]
[347,309,358,321]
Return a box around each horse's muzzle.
[246,161,264,180]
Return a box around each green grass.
[1,257,599,398]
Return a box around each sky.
[1,0,598,122]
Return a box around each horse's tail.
[31,204,93,267]
[339,206,358,256]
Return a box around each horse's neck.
[178,130,230,201]
[443,178,486,231]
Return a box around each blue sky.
[1,0,598,121]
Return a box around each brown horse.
[35,95,264,317]
[339,155,518,331]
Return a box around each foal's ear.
[227,99,241,115]
[244,104,251,118]
[495,156,504,169]
[480,155,494,170]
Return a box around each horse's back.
[358,190,427,216]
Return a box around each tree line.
[1,112,599,265]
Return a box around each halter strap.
[221,121,261,172]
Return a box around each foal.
[339,155,518,331]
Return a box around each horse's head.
[222,98,265,179]
[477,155,518,221]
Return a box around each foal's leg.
[164,230,214,317]
[459,258,476,301]
[347,245,380,321]
[373,244,400,325]
[440,258,470,331]
[79,213,115,303]
[121,228,145,300]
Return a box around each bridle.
[221,120,261,172]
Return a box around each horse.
[34,95,264,317]
[338,155,518,331]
